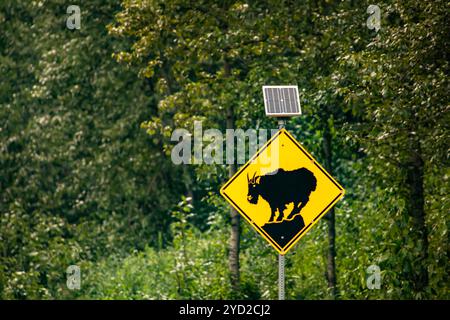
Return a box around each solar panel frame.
[262,85,301,117]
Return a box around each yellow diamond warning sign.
[220,128,345,255]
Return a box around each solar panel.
[262,85,301,117]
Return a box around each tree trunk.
[405,148,429,293]
[224,59,240,293]
[228,160,240,293]
[182,166,194,204]
[323,121,338,299]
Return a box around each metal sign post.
[277,118,286,301]
[278,254,285,300]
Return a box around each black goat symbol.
[247,168,317,223]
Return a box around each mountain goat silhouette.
[247,168,317,223]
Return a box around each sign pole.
[277,118,286,301]
[278,254,285,300]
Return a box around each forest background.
[0,0,448,299]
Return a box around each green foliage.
[80,197,233,299]
[0,0,180,298]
